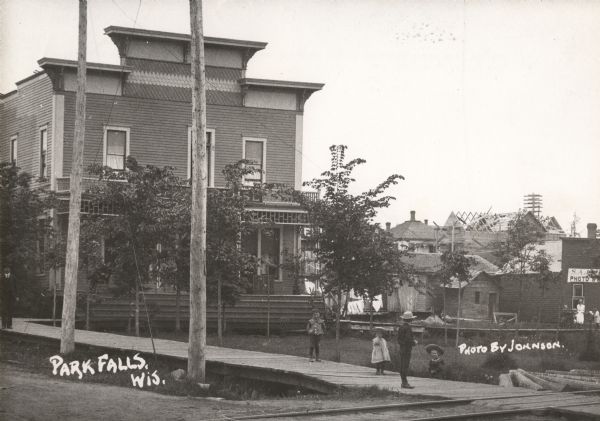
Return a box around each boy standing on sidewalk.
[307,310,325,362]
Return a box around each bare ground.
[1,363,563,421]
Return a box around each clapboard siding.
[62,92,297,187]
[1,75,53,184]
[497,273,562,323]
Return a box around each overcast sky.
[2,0,599,233]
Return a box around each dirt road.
[0,363,275,421]
[0,363,565,421]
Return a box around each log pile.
[500,368,600,392]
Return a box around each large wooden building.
[496,223,600,323]
[0,26,323,296]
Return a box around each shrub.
[481,352,517,370]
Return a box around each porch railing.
[55,176,318,205]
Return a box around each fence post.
[266,275,271,340]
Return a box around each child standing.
[371,327,391,375]
[425,344,445,378]
[307,310,325,362]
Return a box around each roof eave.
[37,57,132,73]
[103,26,267,51]
[240,78,324,93]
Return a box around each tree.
[495,211,552,320]
[206,161,260,344]
[351,225,403,329]
[437,251,473,346]
[0,162,56,313]
[298,145,404,361]
[85,157,185,336]
[528,249,557,325]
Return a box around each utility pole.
[188,0,208,383]
[60,0,87,354]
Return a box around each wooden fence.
[88,293,326,333]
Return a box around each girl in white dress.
[576,300,585,325]
[371,327,391,375]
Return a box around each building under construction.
[438,208,565,264]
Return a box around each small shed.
[386,253,500,320]
[442,272,501,320]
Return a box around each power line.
[91,0,142,165]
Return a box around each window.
[474,291,480,304]
[103,127,130,170]
[40,127,48,178]
[187,128,215,186]
[243,138,266,183]
[572,284,584,309]
[10,135,17,165]
[242,227,281,281]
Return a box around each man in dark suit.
[397,310,417,388]
[1,267,18,329]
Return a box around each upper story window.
[103,127,130,170]
[187,128,215,187]
[10,135,17,165]
[40,126,48,178]
[243,138,266,183]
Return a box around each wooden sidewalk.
[4,319,600,417]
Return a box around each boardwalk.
[5,319,600,418]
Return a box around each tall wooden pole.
[60,0,87,354]
[188,0,208,383]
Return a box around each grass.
[145,327,600,384]
[0,333,317,400]
[0,332,413,401]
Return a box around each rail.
[54,176,318,204]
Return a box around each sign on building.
[567,268,600,283]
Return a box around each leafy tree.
[437,251,473,345]
[0,162,56,314]
[205,162,260,342]
[84,157,185,335]
[350,225,404,328]
[84,158,261,339]
[298,145,404,361]
[494,211,552,320]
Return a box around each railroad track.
[220,389,600,421]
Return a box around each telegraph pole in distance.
[60,0,87,354]
[188,0,208,383]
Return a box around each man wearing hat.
[1,267,18,329]
[397,311,417,388]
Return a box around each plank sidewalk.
[4,319,600,417]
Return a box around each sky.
[1,0,599,233]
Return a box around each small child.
[307,310,325,362]
[425,344,445,378]
[371,327,391,375]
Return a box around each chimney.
[385,222,391,232]
[424,219,428,225]
[410,210,416,221]
[587,223,597,239]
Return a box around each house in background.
[388,210,438,253]
[386,252,500,320]
[0,25,323,296]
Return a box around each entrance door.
[488,293,498,320]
